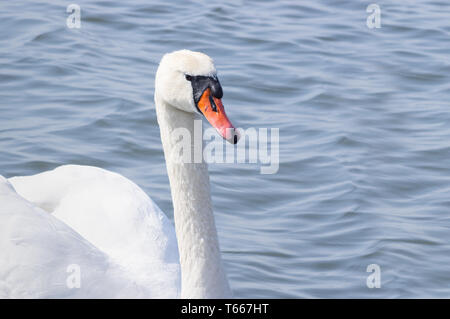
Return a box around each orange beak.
[197,88,240,144]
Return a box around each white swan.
[0,50,239,299]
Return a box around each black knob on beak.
[211,79,223,99]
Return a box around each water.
[1,0,450,298]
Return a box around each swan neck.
[155,96,231,298]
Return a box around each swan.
[0,49,240,298]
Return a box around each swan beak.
[197,88,240,144]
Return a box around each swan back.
[2,166,181,298]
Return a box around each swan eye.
[185,74,192,81]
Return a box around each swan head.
[155,49,239,144]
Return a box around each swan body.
[0,50,237,298]
[0,166,179,298]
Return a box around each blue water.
[1,0,450,298]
